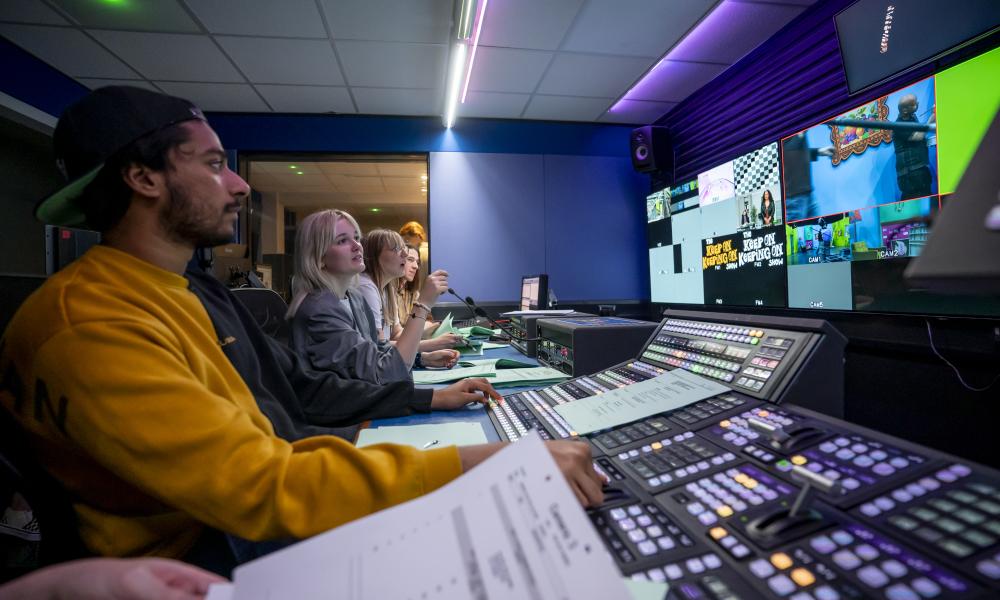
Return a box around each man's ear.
[121,163,166,200]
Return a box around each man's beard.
[159,179,236,247]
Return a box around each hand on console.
[421,349,460,368]
[431,377,500,410]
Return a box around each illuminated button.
[709,527,728,540]
[716,505,734,518]
[651,441,662,450]
[757,410,770,418]
[790,568,815,587]
[770,552,793,570]
[791,455,807,466]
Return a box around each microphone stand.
[447,289,541,342]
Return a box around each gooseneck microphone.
[446,288,541,342]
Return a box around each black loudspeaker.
[630,125,672,174]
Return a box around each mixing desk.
[480,310,1000,598]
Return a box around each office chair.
[230,288,290,344]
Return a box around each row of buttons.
[522,390,575,439]
[649,344,743,373]
[806,524,972,597]
[735,377,765,392]
[750,356,781,369]
[654,355,736,383]
[671,395,747,426]
[592,502,693,564]
[594,416,671,450]
[679,465,796,527]
[858,464,971,517]
[708,526,752,559]
[618,433,737,489]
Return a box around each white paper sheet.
[554,369,729,435]
[204,583,234,600]
[231,432,627,600]
[356,422,488,449]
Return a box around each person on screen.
[760,190,776,226]
[0,86,605,573]
[893,94,935,199]
[740,201,751,229]
[287,211,459,384]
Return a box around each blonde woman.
[288,211,458,387]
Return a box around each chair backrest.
[230,288,290,344]
[0,410,88,569]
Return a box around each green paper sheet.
[456,325,495,337]
[459,358,536,369]
[486,367,571,388]
[356,423,488,449]
[430,313,455,338]
[625,578,669,600]
[480,341,509,350]
[412,363,495,384]
[431,313,484,354]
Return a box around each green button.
[750,338,759,345]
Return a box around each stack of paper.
[487,366,571,388]
[228,433,630,599]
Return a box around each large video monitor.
[648,45,1000,317]
[520,274,548,311]
[782,44,1000,316]
[835,0,1000,94]
[649,141,786,307]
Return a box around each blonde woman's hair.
[362,228,406,329]
[286,209,362,319]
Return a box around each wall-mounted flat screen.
[782,45,1000,316]
[835,0,1000,94]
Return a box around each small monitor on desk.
[520,274,548,311]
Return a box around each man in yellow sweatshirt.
[0,87,603,570]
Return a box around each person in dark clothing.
[892,94,935,199]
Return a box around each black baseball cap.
[36,86,206,228]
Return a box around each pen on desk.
[422,440,439,449]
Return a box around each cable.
[925,320,1000,392]
[447,288,541,342]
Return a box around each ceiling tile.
[255,85,355,113]
[217,37,344,85]
[337,41,445,88]
[382,176,424,192]
[563,0,715,58]
[478,0,583,51]
[376,163,425,176]
[468,47,551,94]
[352,87,440,116]
[185,0,327,37]
[458,91,529,119]
[667,2,804,64]
[153,82,268,112]
[320,0,451,44]
[76,78,159,92]
[522,95,610,122]
[0,24,137,78]
[626,59,728,103]
[327,174,386,192]
[90,30,244,82]
[48,0,199,32]
[0,1,69,25]
[537,53,650,97]
[318,162,380,176]
[600,99,676,124]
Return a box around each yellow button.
[791,455,807,466]
[716,505,734,518]
[770,552,793,570]
[569,431,578,437]
[757,410,770,418]
[719,419,732,429]
[709,527,728,540]
[651,442,663,450]
[744,479,758,490]
[790,568,815,587]
[733,473,749,484]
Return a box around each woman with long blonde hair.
[288,211,458,386]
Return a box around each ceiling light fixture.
[442,0,489,128]
[289,165,297,169]
[420,174,428,181]
[370,208,381,213]
[460,0,488,104]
